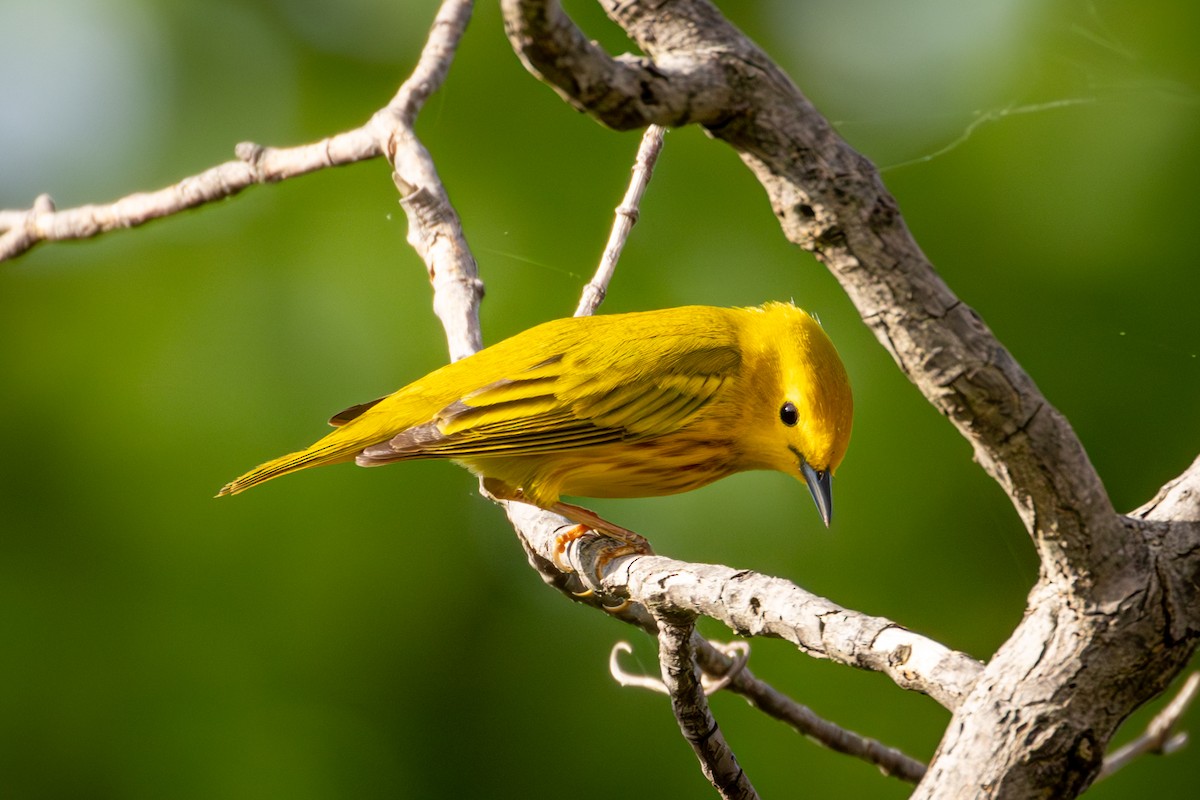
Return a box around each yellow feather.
[217,303,852,530]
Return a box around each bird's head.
[742,303,853,527]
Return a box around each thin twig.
[655,612,758,800]
[698,640,750,695]
[0,3,481,268]
[575,124,666,317]
[707,651,929,783]
[689,637,928,783]
[0,130,380,263]
[612,639,748,696]
[1097,672,1199,780]
[610,641,670,692]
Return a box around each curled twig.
[609,639,750,697]
[700,640,750,695]
[609,641,669,693]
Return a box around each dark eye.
[779,401,799,427]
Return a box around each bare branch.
[702,645,929,784]
[0,125,387,263]
[1098,672,1199,780]
[654,611,758,800]
[503,500,981,709]
[378,1,473,126]
[575,124,665,316]
[619,550,982,710]
[368,0,484,362]
[519,530,930,782]
[0,1,480,272]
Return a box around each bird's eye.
[779,401,799,427]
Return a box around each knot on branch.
[32,194,56,214]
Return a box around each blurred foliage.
[2,0,1198,798]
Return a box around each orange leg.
[550,501,654,555]
[550,501,653,581]
[480,478,653,578]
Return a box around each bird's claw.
[552,524,589,573]
[554,525,650,584]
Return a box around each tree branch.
[0,1,478,273]
[519,533,930,782]
[0,129,379,263]
[1134,453,1200,523]
[655,611,758,800]
[501,0,732,129]
[575,124,665,316]
[501,501,981,709]
[499,1,1200,797]
[611,639,929,783]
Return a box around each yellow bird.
[219,302,852,547]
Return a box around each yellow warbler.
[218,302,852,541]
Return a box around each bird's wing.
[358,333,742,463]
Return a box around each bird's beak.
[800,461,833,527]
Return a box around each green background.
[2,0,1198,797]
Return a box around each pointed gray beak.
[800,461,833,527]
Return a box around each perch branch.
[502,513,935,786]
[503,501,981,710]
[514,530,927,781]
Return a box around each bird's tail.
[216,433,377,497]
